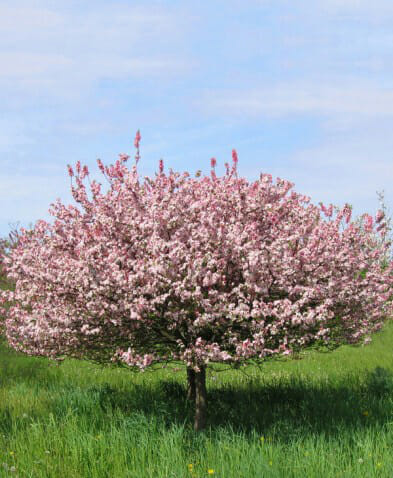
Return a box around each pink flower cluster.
[1,132,392,370]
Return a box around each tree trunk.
[186,367,196,402]
[194,366,207,431]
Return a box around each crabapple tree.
[1,132,393,431]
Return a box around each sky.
[0,0,392,237]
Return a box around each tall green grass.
[1,319,393,477]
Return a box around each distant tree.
[0,224,20,288]
[1,132,392,430]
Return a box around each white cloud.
[0,3,195,96]
[252,0,393,16]
[316,0,393,14]
[241,118,393,217]
[0,52,73,77]
[0,173,71,234]
[0,175,69,201]
[0,4,63,30]
[198,82,393,119]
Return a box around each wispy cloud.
[0,3,196,99]
[0,173,73,230]
[198,82,393,119]
[252,0,393,17]
[314,0,393,15]
[240,115,393,218]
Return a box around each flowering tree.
[1,132,393,430]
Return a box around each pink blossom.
[376,210,385,223]
[81,165,89,179]
[343,204,352,224]
[97,159,105,173]
[232,149,238,166]
[134,130,141,164]
[134,130,141,149]
[364,214,374,232]
[1,135,392,376]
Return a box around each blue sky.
[1,0,392,236]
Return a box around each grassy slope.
[0,320,393,477]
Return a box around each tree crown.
[2,132,392,370]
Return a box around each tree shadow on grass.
[1,338,393,441]
[205,370,393,438]
[74,366,393,440]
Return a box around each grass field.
[0,320,392,477]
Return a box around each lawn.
[0,319,393,477]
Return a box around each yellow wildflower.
[208,469,215,475]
